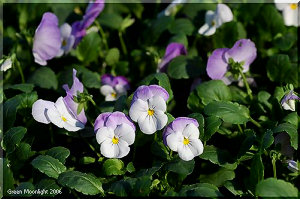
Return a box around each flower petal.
[32,99,55,124]
[100,85,115,96]
[149,95,167,112]
[60,23,72,39]
[138,115,157,135]
[116,139,130,158]
[198,23,216,36]
[129,99,148,122]
[171,117,199,133]
[105,112,136,132]
[114,123,135,145]
[94,112,111,132]
[215,4,233,27]
[282,6,298,26]
[177,144,195,161]
[206,48,229,79]
[188,138,204,156]
[100,139,118,158]
[182,123,200,139]
[166,131,183,152]
[96,127,114,144]
[149,85,169,102]
[153,110,168,130]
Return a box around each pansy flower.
[100,74,130,101]
[275,0,299,27]
[33,12,61,66]
[71,0,105,46]
[32,69,86,131]
[280,90,300,111]
[287,160,299,173]
[0,58,12,72]
[207,39,257,85]
[274,132,294,159]
[129,85,169,135]
[158,42,187,72]
[94,112,136,158]
[198,4,233,36]
[163,117,204,161]
[163,0,187,16]
[56,23,75,57]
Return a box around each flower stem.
[272,157,277,178]
[83,137,101,158]
[94,21,109,51]
[237,124,243,133]
[118,31,128,56]
[250,117,262,128]
[239,69,253,100]
[16,60,25,83]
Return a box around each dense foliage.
[1,1,299,198]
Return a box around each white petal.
[115,84,127,95]
[198,23,216,36]
[62,122,84,132]
[0,58,12,72]
[105,95,117,101]
[166,131,183,152]
[138,115,157,134]
[149,95,166,112]
[96,127,114,144]
[129,99,148,122]
[282,100,296,111]
[47,106,64,128]
[60,23,72,39]
[100,85,114,96]
[177,144,195,161]
[216,3,233,26]
[188,138,204,156]
[205,10,215,24]
[33,52,47,66]
[182,123,199,139]
[100,139,118,158]
[32,99,55,124]
[282,6,298,26]
[114,123,135,145]
[116,139,130,158]
[153,110,168,130]
[275,2,289,11]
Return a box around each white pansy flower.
[0,58,12,72]
[275,0,299,27]
[56,23,75,57]
[198,3,233,36]
[280,90,300,111]
[100,74,130,101]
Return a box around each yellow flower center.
[148,109,155,116]
[290,3,297,10]
[111,92,117,98]
[112,136,119,144]
[183,137,190,145]
[62,40,67,46]
[61,116,67,122]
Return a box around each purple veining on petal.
[281,90,300,105]
[163,117,199,146]
[224,39,257,72]
[33,12,61,66]
[206,48,229,79]
[158,42,187,72]
[94,112,112,132]
[105,111,136,131]
[63,69,87,124]
[132,85,169,104]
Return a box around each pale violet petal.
[149,95,167,112]
[114,123,135,145]
[182,123,200,139]
[215,3,233,26]
[166,131,183,152]
[32,99,55,124]
[129,99,148,122]
[138,115,157,135]
[100,85,114,96]
[188,138,204,156]
[177,144,195,161]
[116,139,130,158]
[96,127,114,144]
[100,139,117,158]
[153,110,168,131]
[60,23,72,39]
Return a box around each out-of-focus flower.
[0,58,12,72]
[32,97,85,132]
[158,42,187,72]
[280,90,300,111]
[100,74,130,101]
[72,0,105,46]
[56,23,75,57]
[274,132,295,159]
[207,39,257,85]
[275,0,299,27]
[62,69,87,125]
[94,112,136,158]
[129,85,169,135]
[33,12,61,66]
[163,0,187,16]
[198,4,233,36]
[287,160,299,173]
[163,117,204,161]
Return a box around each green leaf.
[274,32,297,51]
[46,147,70,164]
[35,179,61,197]
[199,145,236,169]
[151,141,170,160]
[187,90,203,112]
[105,48,120,66]
[204,101,250,124]
[18,91,38,110]
[76,32,101,64]
[109,180,131,197]
[113,95,127,112]
[166,113,175,125]
[255,178,298,197]
[82,70,101,89]
[150,16,173,42]
[249,154,264,192]
[135,162,164,177]
[120,17,135,31]
[28,67,58,90]
[3,127,27,153]
[282,112,298,127]
[98,13,123,30]
[204,116,222,142]
[31,155,66,179]
[2,159,15,196]
[188,113,204,138]
[258,91,272,110]
[199,168,235,187]
[165,157,194,176]
[273,123,298,150]
[179,183,223,197]
[168,18,194,36]
[133,176,152,197]
[15,142,35,161]
[237,130,256,160]
[167,56,204,79]
[102,159,125,176]
[260,130,274,151]
[80,156,96,165]
[5,83,34,93]
[15,182,35,197]
[126,162,135,173]
[169,33,188,48]
[196,80,232,106]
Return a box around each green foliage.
[255,178,298,197]
[273,123,298,150]
[46,146,70,164]
[3,126,27,153]
[165,157,195,176]
[76,32,101,64]
[103,159,125,176]
[28,67,58,90]
[179,183,223,197]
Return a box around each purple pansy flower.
[33,12,61,66]
[71,0,105,46]
[280,90,300,111]
[57,23,75,57]
[163,117,204,161]
[158,42,187,72]
[100,74,130,101]
[207,39,257,85]
[274,132,295,159]
[62,69,87,125]
[94,112,136,158]
[129,85,169,135]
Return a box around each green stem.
[94,21,109,51]
[88,97,101,113]
[237,124,243,134]
[239,69,253,100]
[83,137,101,158]
[118,31,128,56]
[16,60,25,83]
[250,117,262,128]
[272,158,277,178]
